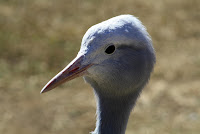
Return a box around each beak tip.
[40,90,44,94]
[40,78,56,94]
[40,88,46,94]
[40,85,50,94]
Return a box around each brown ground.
[0,0,199,134]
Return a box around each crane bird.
[41,14,156,134]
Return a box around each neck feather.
[92,90,140,134]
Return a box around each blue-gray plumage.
[41,15,156,134]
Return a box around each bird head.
[41,15,155,98]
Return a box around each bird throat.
[92,90,141,134]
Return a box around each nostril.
[70,67,80,72]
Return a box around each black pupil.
[105,45,115,54]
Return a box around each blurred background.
[0,0,199,134]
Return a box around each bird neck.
[92,91,140,134]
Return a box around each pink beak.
[41,55,92,93]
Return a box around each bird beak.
[40,55,92,93]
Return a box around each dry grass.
[0,0,199,134]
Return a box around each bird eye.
[105,45,115,54]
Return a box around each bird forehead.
[80,15,152,54]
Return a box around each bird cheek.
[85,64,100,78]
